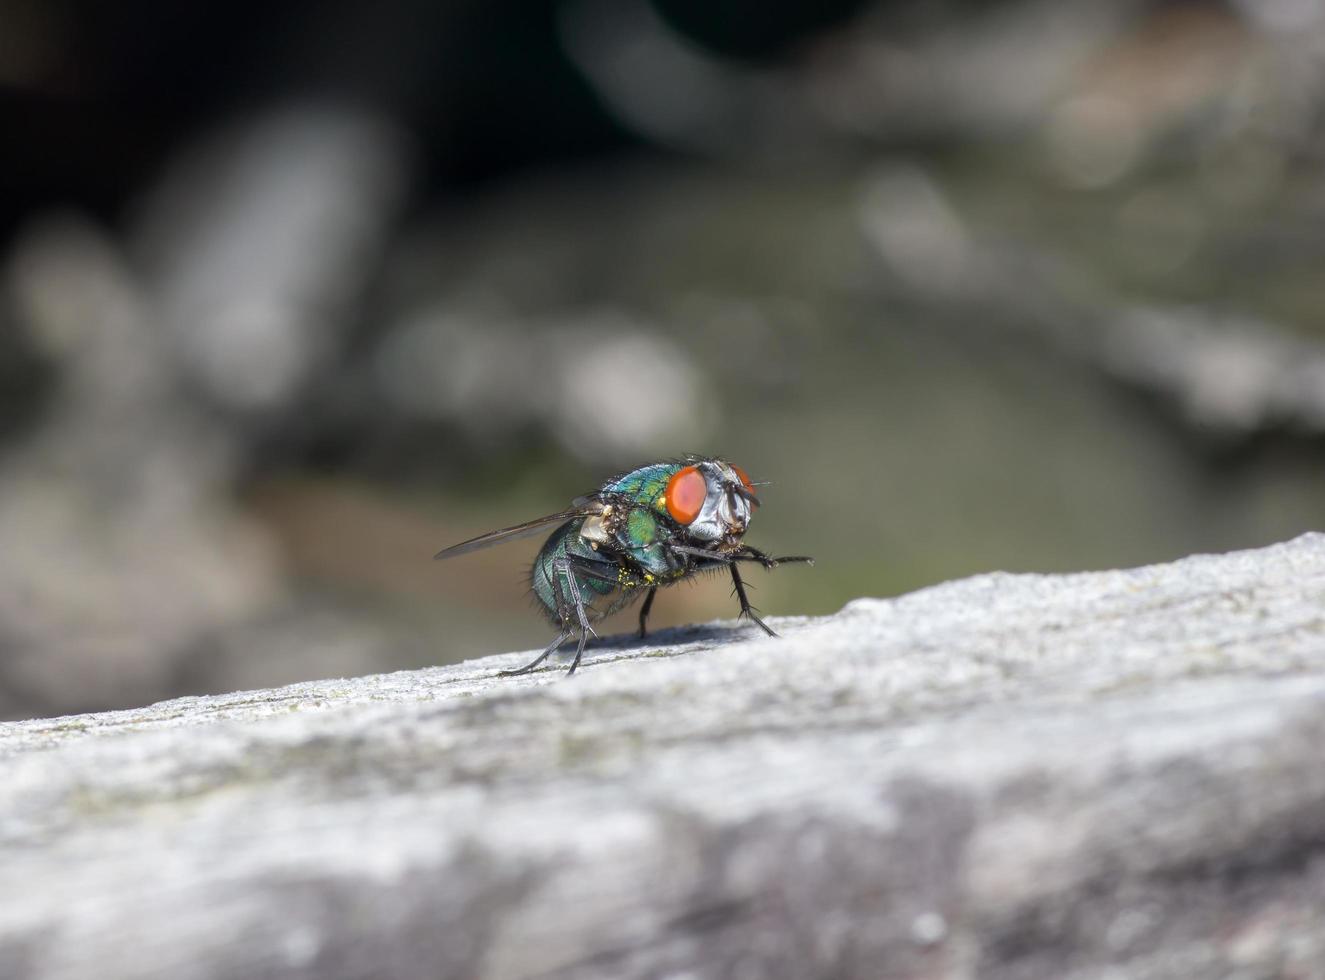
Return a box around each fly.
[434,457,813,676]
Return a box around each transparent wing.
[433,507,594,560]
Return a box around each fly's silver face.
[682,460,759,546]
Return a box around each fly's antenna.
[731,483,760,506]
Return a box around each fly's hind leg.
[514,553,655,676]
[555,556,597,639]
[730,564,776,637]
[553,556,600,675]
[560,555,656,668]
[503,557,598,677]
[637,587,657,639]
[499,630,572,676]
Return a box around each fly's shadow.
[498,620,764,676]
[591,621,746,652]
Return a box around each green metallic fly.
[434,457,812,676]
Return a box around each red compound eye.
[665,465,708,525]
[732,465,756,496]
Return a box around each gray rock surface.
[3,534,1325,979]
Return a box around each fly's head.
[662,459,759,550]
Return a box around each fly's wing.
[433,506,596,561]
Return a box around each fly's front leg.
[662,542,805,637]
[730,563,776,637]
[637,587,657,638]
[666,543,813,571]
[730,545,815,570]
[667,543,732,564]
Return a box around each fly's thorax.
[577,498,679,577]
[577,499,650,550]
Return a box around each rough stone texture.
[4,535,1325,980]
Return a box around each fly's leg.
[551,553,655,675]
[637,587,657,639]
[730,564,776,637]
[555,557,597,638]
[566,624,591,674]
[666,543,814,571]
[552,556,599,675]
[499,630,571,676]
[667,543,728,563]
[730,545,815,570]
[561,554,659,666]
[660,543,806,636]
[503,557,598,677]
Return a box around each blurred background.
[3,0,1325,719]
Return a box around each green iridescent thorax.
[601,462,684,516]
[619,505,676,576]
[598,462,691,577]
[622,505,659,546]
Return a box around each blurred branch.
[1104,307,1325,439]
[562,0,1151,158]
[131,107,414,417]
[857,162,1325,444]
